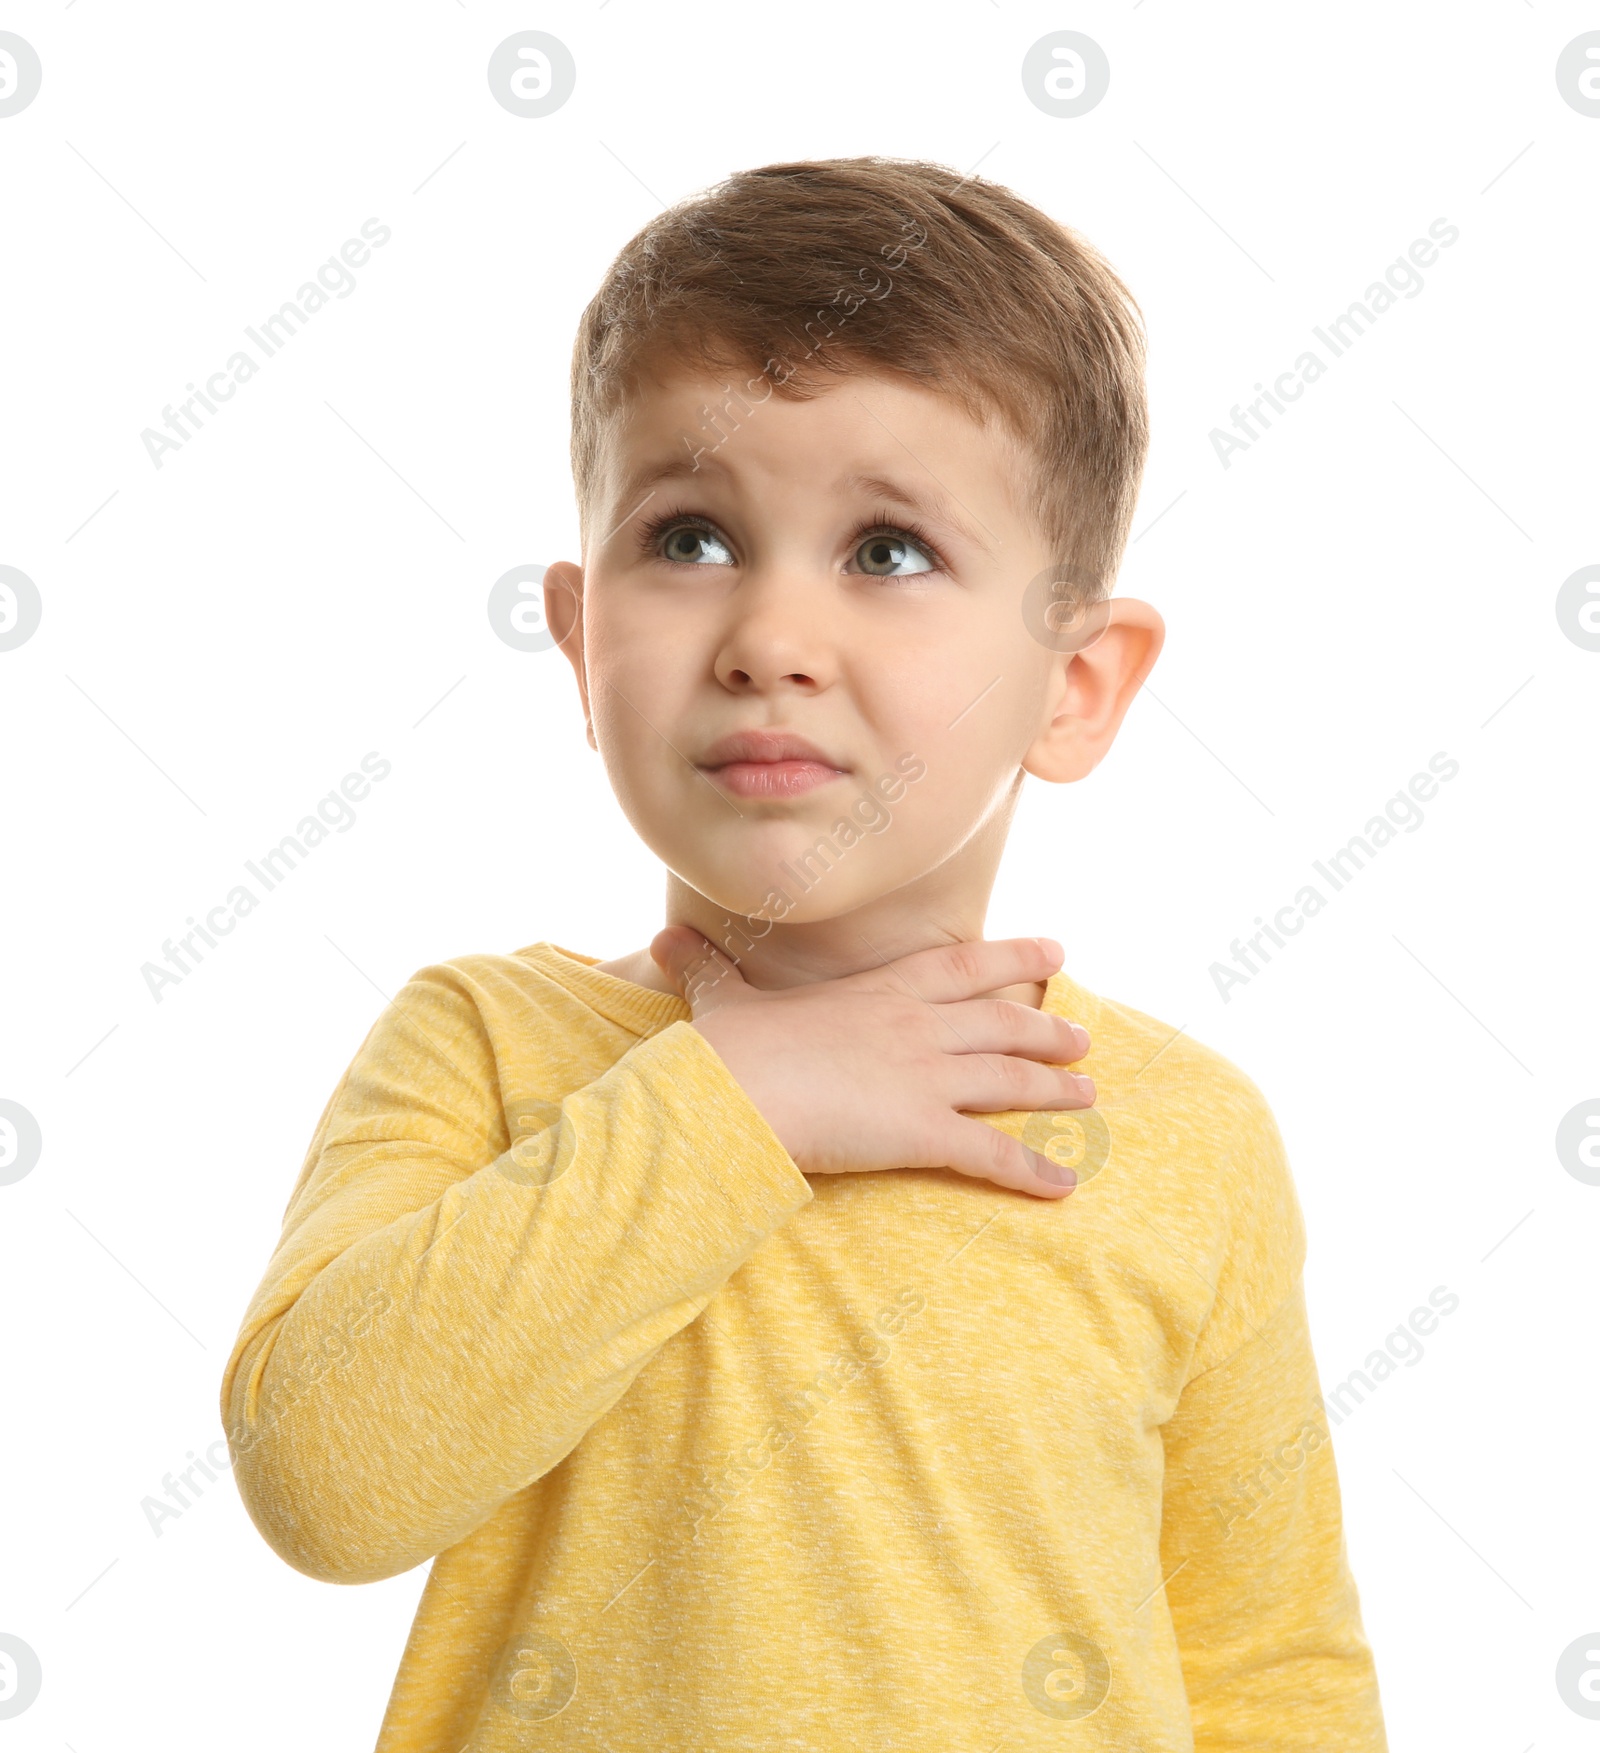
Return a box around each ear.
[1023,596,1165,783]
[542,561,595,750]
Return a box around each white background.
[2,2,1597,1747]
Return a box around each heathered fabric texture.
[221,941,1387,1750]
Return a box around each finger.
[649,927,748,1015]
[927,997,1090,1064]
[949,1056,1095,1115]
[851,936,1064,1005]
[929,1114,1077,1200]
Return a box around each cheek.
[585,609,692,751]
[898,679,1046,824]
[866,662,1017,773]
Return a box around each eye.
[851,527,938,577]
[653,519,734,567]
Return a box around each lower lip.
[703,760,848,799]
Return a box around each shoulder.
[1077,983,1302,1251]
[1092,988,1308,1364]
[336,948,585,1087]
[387,944,580,1013]
[1081,984,1283,1150]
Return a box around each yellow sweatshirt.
[221,941,1387,1751]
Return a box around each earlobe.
[1023,597,1165,784]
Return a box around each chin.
[671,862,805,924]
[665,847,850,928]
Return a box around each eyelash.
[635,504,949,576]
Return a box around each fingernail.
[1075,1075,1096,1099]
[1036,1159,1076,1189]
[1037,937,1064,960]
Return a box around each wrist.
[690,1012,809,1167]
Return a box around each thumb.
[649,926,749,1015]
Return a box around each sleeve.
[1157,1084,1387,1750]
[218,966,814,1586]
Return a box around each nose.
[711,567,839,696]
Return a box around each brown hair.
[568,155,1148,595]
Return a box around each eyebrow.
[607,453,731,531]
[841,472,994,556]
[604,457,995,556]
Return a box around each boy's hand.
[650,927,1094,1199]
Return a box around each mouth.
[696,729,851,800]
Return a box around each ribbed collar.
[513,940,1102,1041]
[515,942,690,1037]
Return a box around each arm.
[1159,1277,1388,1750]
[218,964,813,1585]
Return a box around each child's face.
[545,364,1159,926]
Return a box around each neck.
[625,799,1050,1011]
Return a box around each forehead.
[592,362,1040,550]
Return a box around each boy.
[222,156,1387,1749]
